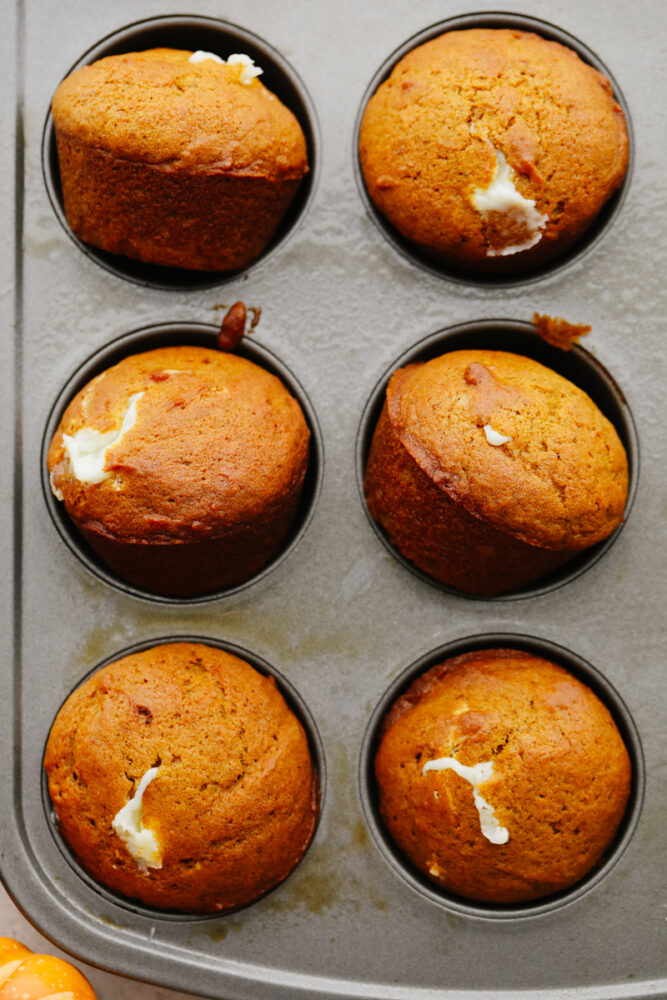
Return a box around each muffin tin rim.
[40,632,328,923]
[355,317,640,602]
[352,8,635,289]
[40,320,325,605]
[357,630,645,922]
[41,12,322,292]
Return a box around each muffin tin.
[3,2,666,999]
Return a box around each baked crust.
[364,350,628,595]
[52,48,308,270]
[375,649,631,903]
[44,642,319,913]
[48,346,310,596]
[359,29,628,272]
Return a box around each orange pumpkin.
[0,938,32,966]
[0,939,96,999]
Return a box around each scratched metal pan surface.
[2,0,666,997]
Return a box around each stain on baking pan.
[42,15,320,290]
[356,319,639,601]
[40,634,326,921]
[353,11,633,288]
[41,322,323,603]
[359,633,644,920]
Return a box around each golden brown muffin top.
[384,349,628,550]
[375,649,631,903]
[44,642,319,912]
[52,48,308,180]
[359,29,628,264]
[47,345,310,544]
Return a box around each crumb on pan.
[218,301,247,351]
[532,312,591,351]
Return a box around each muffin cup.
[359,632,644,920]
[41,635,326,921]
[356,318,638,600]
[42,15,320,290]
[354,11,633,288]
[41,323,323,603]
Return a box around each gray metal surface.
[3,0,666,997]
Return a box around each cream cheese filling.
[471,149,548,256]
[188,50,263,85]
[111,765,163,870]
[422,756,509,845]
[61,391,144,485]
[483,423,512,446]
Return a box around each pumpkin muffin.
[47,344,310,597]
[44,642,320,913]
[375,648,632,904]
[359,28,628,273]
[51,48,308,271]
[364,349,628,596]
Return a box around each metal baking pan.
[3,1,666,998]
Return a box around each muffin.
[44,642,319,913]
[47,344,310,597]
[51,48,308,271]
[359,28,628,272]
[364,349,628,595]
[375,648,631,903]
